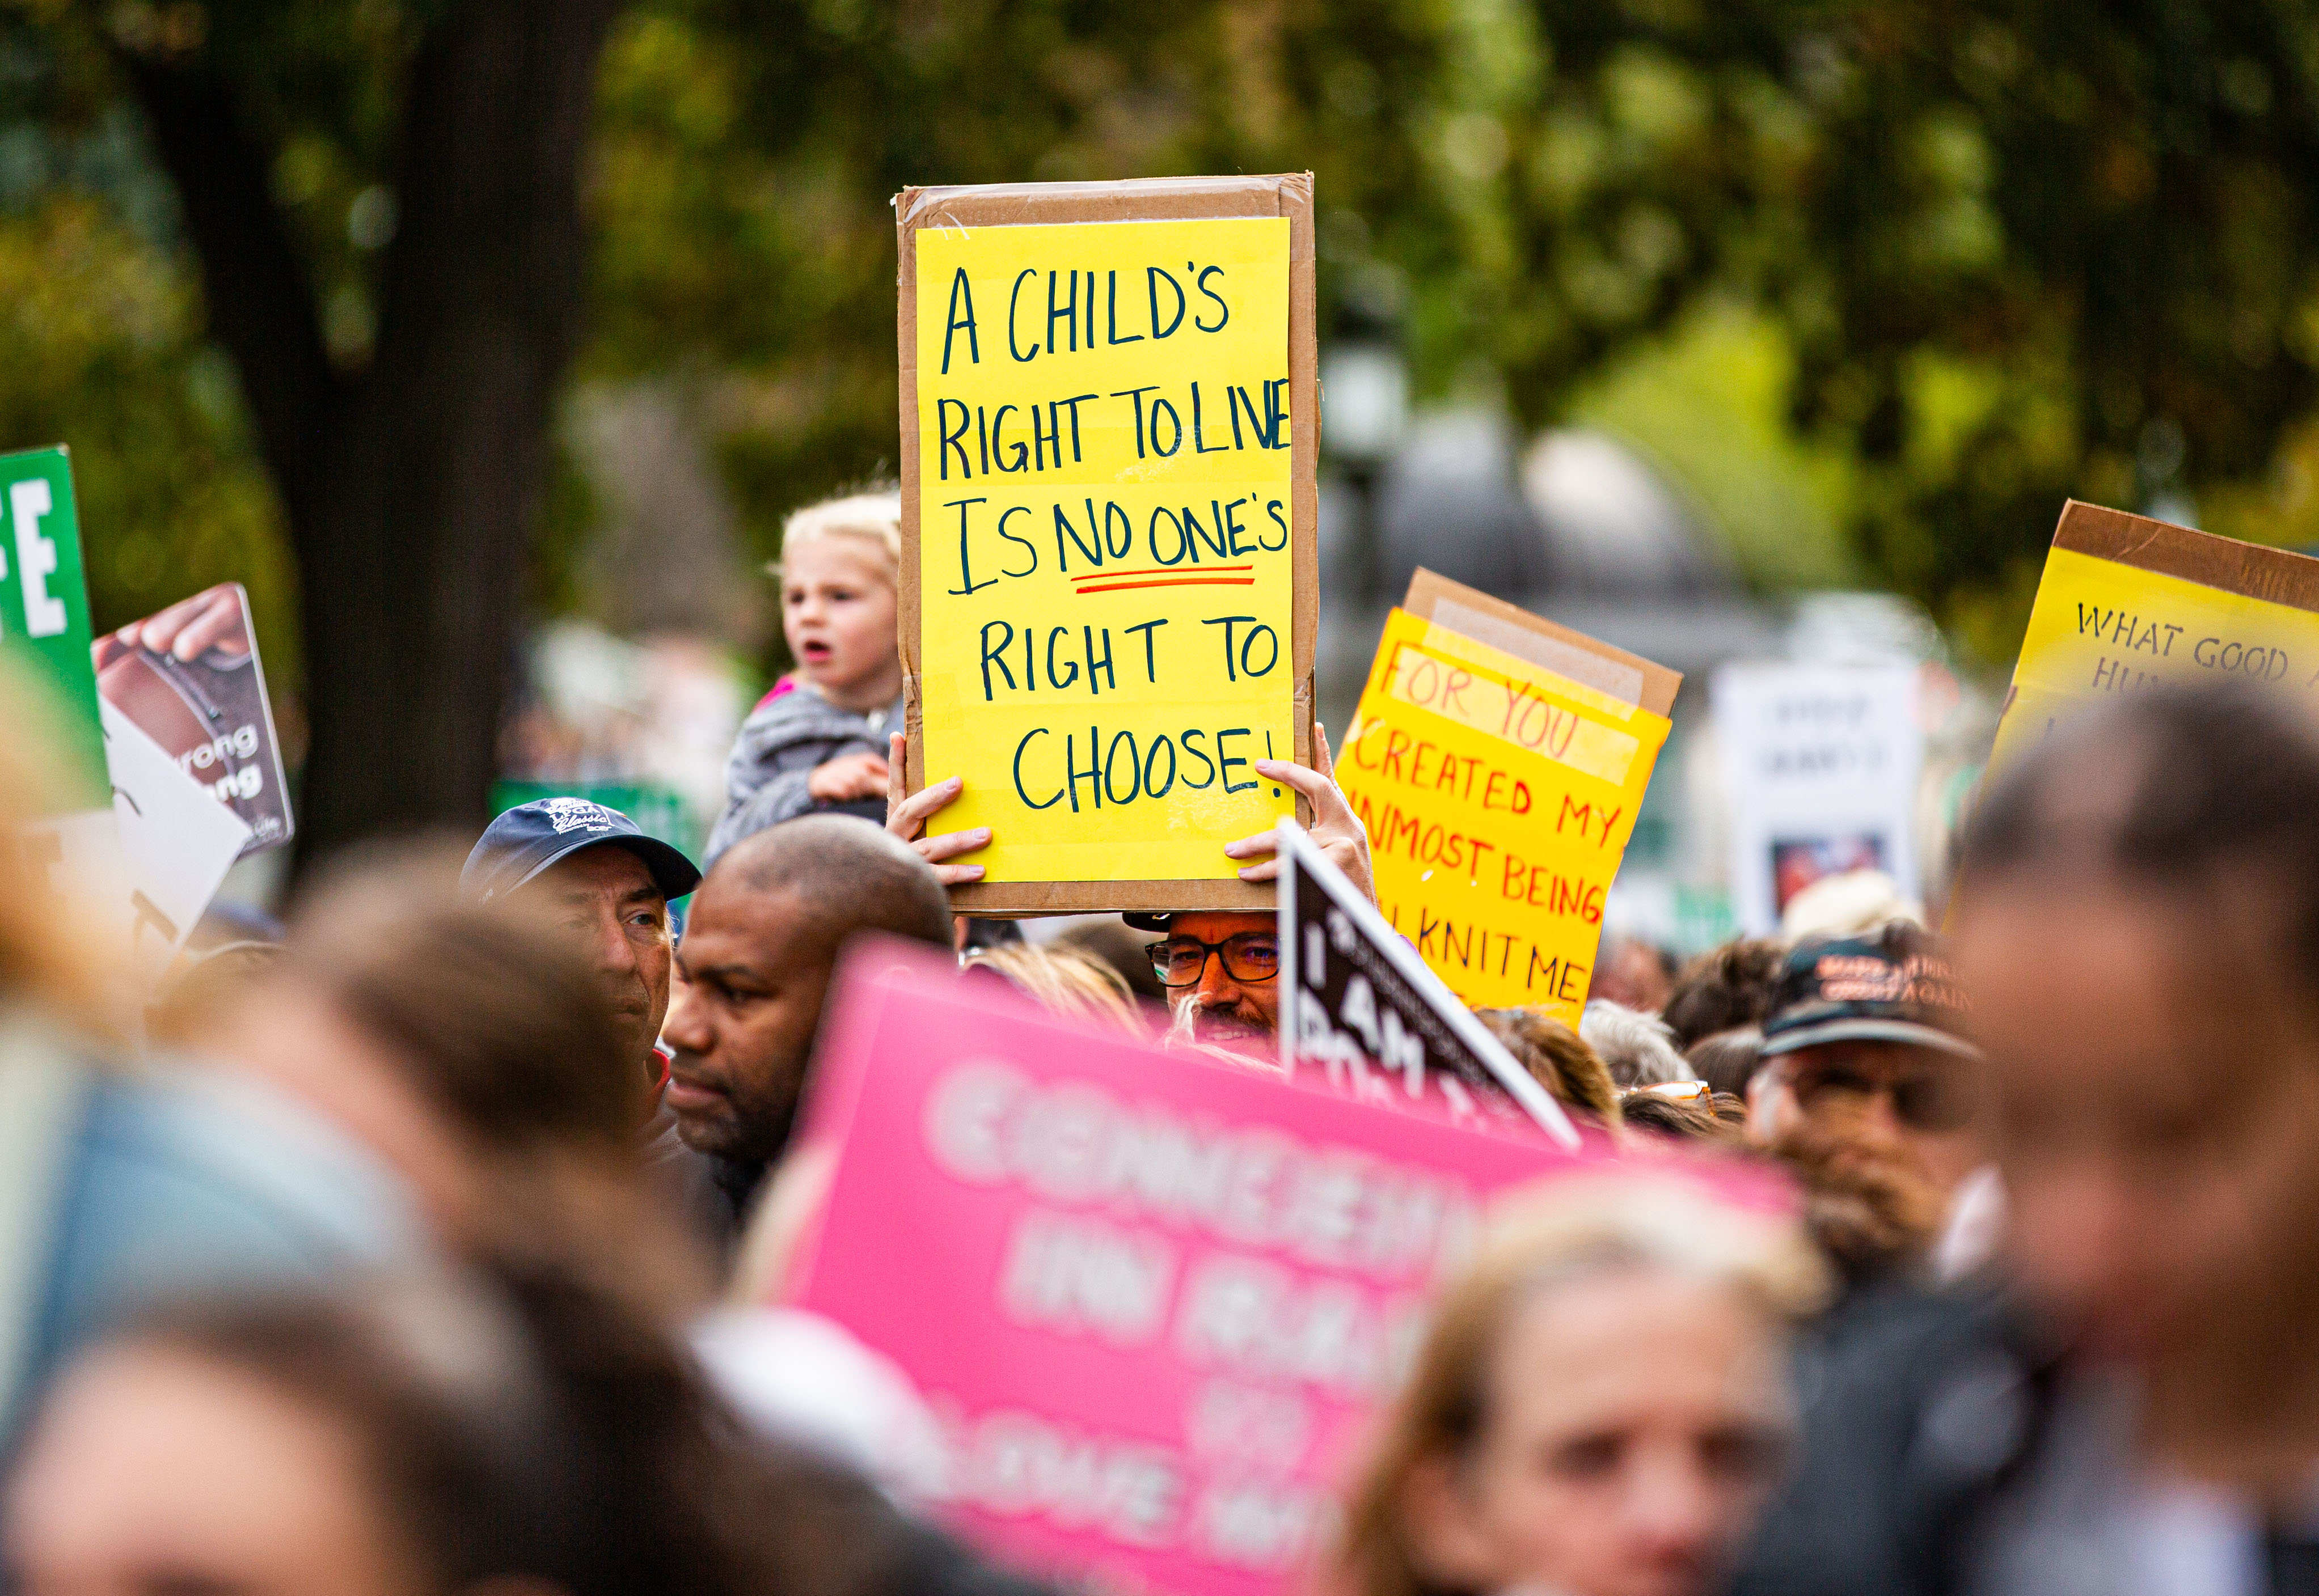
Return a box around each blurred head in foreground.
[207,848,660,1258]
[5,1267,776,1596]
[1334,1178,1826,1596]
[1954,683,2319,1485]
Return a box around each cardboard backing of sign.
[1275,821,1580,1149]
[1401,568,1680,717]
[2047,498,2319,609]
[1986,499,2319,784]
[894,175,1318,915]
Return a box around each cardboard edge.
[948,877,1276,917]
[894,174,1319,912]
[2050,498,2319,613]
[896,187,927,796]
[1401,568,1683,718]
[901,173,1319,232]
[1283,172,1319,808]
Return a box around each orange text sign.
[1337,606,1673,1022]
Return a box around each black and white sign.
[1275,822,1579,1148]
[1711,663,1922,934]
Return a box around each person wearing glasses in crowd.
[888,727,1376,1053]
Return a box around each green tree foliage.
[0,5,294,681]
[10,0,2319,711]
[588,0,2319,665]
[1750,2,2319,658]
[581,0,1805,580]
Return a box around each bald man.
[658,814,953,1255]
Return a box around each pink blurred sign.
[784,942,1624,1595]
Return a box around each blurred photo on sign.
[1712,662,1921,936]
[896,175,1318,913]
[94,582,294,856]
[1334,570,1678,1022]
[1275,820,1579,1148]
[781,941,1599,1596]
[1771,834,1887,913]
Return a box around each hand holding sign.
[885,733,990,887]
[94,583,293,856]
[892,728,1372,898]
[1220,723,1375,901]
[108,586,250,663]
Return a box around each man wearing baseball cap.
[1730,928,2023,1596]
[1747,920,1982,1276]
[462,798,702,1091]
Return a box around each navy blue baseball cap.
[462,798,702,905]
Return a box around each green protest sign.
[0,447,102,795]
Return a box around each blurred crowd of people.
[2,486,2314,1596]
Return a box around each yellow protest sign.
[1987,501,2319,780]
[897,177,1317,913]
[1337,574,1679,1022]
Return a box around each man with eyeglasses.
[1127,729,1374,1052]
[1123,913,1285,1048]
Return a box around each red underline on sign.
[1071,565,1252,582]
[1075,577,1258,594]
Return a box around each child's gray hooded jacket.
[702,681,905,869]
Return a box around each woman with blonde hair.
[1331,1178,1826,1596]
[962,943,1146,1038]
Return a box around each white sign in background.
[1711,663,1923,937]
[20,710,252,1001]
[100,699,251,983]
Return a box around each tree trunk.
[121,0,622,863]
